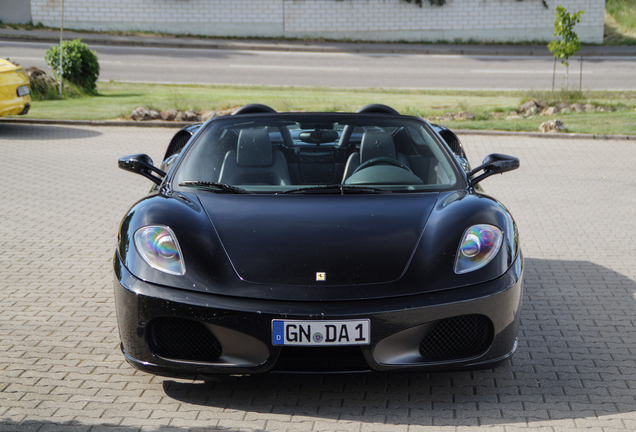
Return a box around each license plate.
[17,85,30,97]
[272,319,370,346]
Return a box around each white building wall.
[30,0,285,37]
[30,0,605,43]
[0,0,32,23]
[284,0,604,43]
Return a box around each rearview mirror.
[299,129,339,144]
[468,153,519,186]
[118,154,167,185]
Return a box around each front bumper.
[114,252,523,378]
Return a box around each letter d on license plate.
[272,319,370,346]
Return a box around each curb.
[2,117,635,140]
[3,32,636,57]
[0,34,304,53]
[1,33,534,55]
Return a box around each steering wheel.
[353,157,413,175]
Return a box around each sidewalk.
[2,27,635,56]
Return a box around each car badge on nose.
[316,272,326,281]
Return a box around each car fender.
[117,190,237,293]
[402,190,519,292]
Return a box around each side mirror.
[468,153,519,186]
[118,154,167,185]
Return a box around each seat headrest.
[237,128,273,167]
[360,131,396,164]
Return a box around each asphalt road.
[3,40,636,90]
[2,124,636,431]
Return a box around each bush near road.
[45,39,100,92]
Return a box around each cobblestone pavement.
[1,123,635,432]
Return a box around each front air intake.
[419,315,493,362]
[147,317,222,362]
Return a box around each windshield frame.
[166,112,468,194]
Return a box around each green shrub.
[45,39,100,92]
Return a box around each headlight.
[133,225,185,275]
[454,224,503,274]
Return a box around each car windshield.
[173,113,462,193]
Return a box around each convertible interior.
[173,112,459,191]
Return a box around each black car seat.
[219,128,291,185]
[342,131,410,182]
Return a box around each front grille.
[419,315,493,362]
[274,346,369,372]
[147,317,222,362]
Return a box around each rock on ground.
[175,110,201,122]
[571,103,584,113]
[540,119,566,133]
[129,107,150,121]
[541,107,556,116]
[160,109,180,121]
[129,107,161,121]
[24,66,57,95]
[200,110,218,122]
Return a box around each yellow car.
[0,58,31,117]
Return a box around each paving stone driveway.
[1,123,635,432]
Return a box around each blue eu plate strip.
[272,320,285,345]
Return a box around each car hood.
[197,193,439,286]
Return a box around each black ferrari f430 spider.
[115,104,522,378]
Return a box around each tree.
[548,6,584,91]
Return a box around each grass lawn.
[605,0,636,44]
[442,111,636,135]
[14,82,636,136]
[24,82,523,120]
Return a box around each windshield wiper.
[179,181,252,194]
[281,184,391,194]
